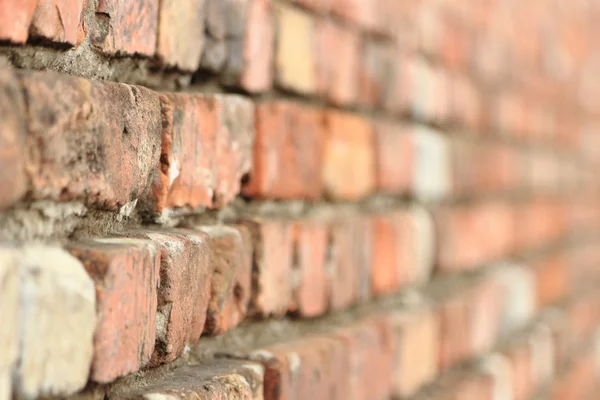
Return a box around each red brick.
[315,21,359,105]
[30,0,86,46]
[0,0,38,43]
[468,278,501,355]
[384,50,412,115]
[241,218,294,317]
[449,74,481,131]
[331,316,395,400]
[274,3,316,94]
[234,0,274,93]
[323,111,375,200]
[330,0,377,31]
[152,93,254,213]
[255,336,349,400]
[66,238,160,383]
[505,343,533,400]
[113,360,265,400]
[515,198,565,251]
[242,101,323,200]
[291,221,328,318]
[91,0,158,56]
[157,0,205,71]
[0,66,27,209]
[370,210,433,296]
[436,202,515,272]
[329,216,372,310]
[358,40,393,108]
[535,255,568,309]
[17,71,161,210]
[390,306,439,398]
[373,121,413,194]
[438,293,469,370]
[133,229,212,364]
[198,225,253,335]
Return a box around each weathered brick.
[30,0,86,46]
[413,126,451,201]
[373,121,414,194]
[390,306,439,398]
[9,246,96,398]
[242,101,324,200]
[157,0,205,71]
[67,238,160,383]
[323,111,375,200]
[0,0,39,43]
[114,360,265,400]
[132,229,212,364]
[274,3,316,94]
[438,290,470,370]
[225,0,274,93]
[469,278,501,355]
[253,336,349,400]
[241,218,294,317]
[18,71,161,210]
[0,66,27,209]
[152,94,254,213]
[331,316,395,400]
[92,0,159,56]
[329,216,372,310]
[198,225,253,335]
[291,220,328,317]
[315,20,359,105]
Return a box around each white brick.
[412,126,451,201]
[14,246,96,399]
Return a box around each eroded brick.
[133,229,212,365]
[67,238,160,383]
[92,0,159,56]
[241,218,294,317]
[30,0,86,46]
[18,71,161,210]
[198,225,253,335]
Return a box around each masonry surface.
[1,0,600,399]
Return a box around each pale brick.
[12,246,96,398]
[412,126,451,201]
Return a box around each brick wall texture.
[1,0,600,399]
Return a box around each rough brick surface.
[241,218,294,317]
[0,249,19,399]
[152,94,254,213]
[134,229,212,365]
[18,71,162,210]
[199,225,253,335]
[92,0,159,56]
[10,246,96,398]
[30,0,86,46]
[0,66,27,209]
[242,101,324,200]
[67,238,160,383]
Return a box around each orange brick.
[30,0,86,46]
[0,0,38,43]
[323,111,375,200]
[242,102,324,200]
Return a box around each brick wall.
[1,0,600,399]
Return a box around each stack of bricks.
[1,0,600,399]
